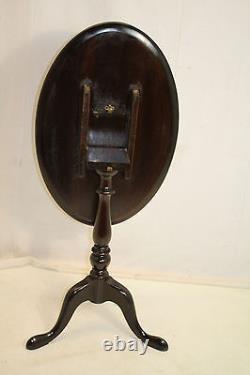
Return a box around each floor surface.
[0,266,249,374]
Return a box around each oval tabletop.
[36,22,179,225]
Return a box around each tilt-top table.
[26,22,179,352]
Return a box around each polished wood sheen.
[26,167,168,351]
[27,22,179,353]
[36,22,178,225]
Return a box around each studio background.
[1,0,250,288]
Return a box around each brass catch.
[104,104,115,114]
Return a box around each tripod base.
[26,273,168,352]
[27,169,168,352]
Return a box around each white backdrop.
[0,0,250,287]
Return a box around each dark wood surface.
[36,22,179,225]
[26,168,168,352]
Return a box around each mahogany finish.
[26,168,167,351]
[26,22,178,353]
[35,22,178,225]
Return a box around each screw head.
[104,104,115,114]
